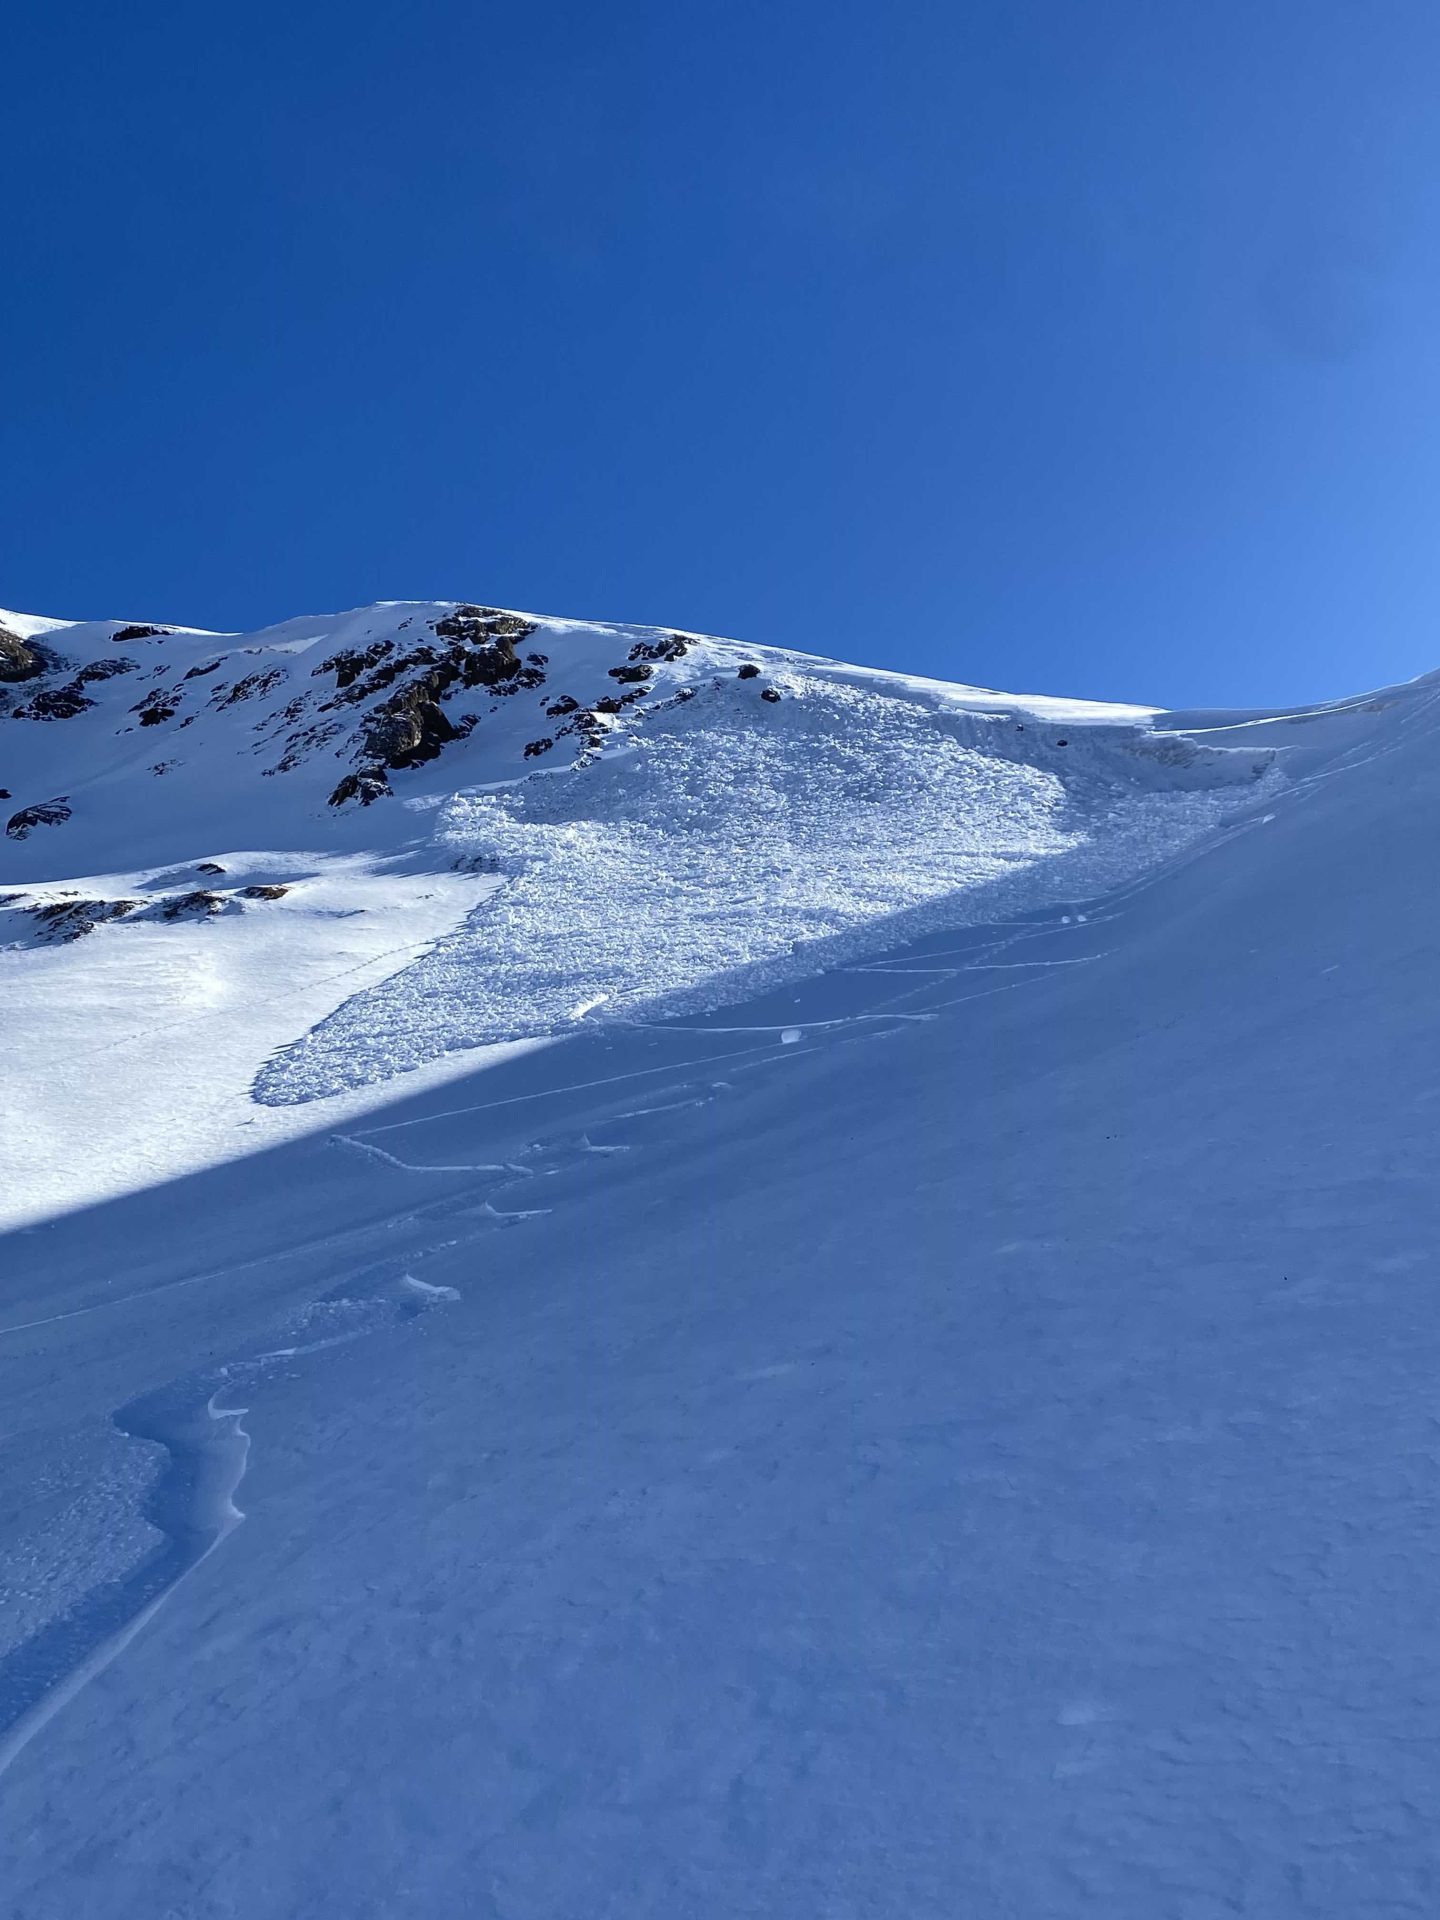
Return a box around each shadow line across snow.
[0,749,1352,1781]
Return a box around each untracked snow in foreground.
[3,599,1440,1917]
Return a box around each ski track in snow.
[0,918,1071,1760]
[0,1267,461,1777]
[4,613,1424,1871]
[0,801,1280,1769]
[0,1393,249,1779]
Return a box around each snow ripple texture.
[255,679,1271,1104]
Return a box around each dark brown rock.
[76,656,139,684]
[314,639,395,690]
[0,628,47,683]
[361,682,459,769]
[30,897,139,942]
[628,634,690,665]
[13,682,95,720]
[6,798,72,839]
[133,690,182,726]
[329,768,392,807]
[214,669,284,708]
[158,890,225,920]
[434,606,538,643]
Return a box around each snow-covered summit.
[0,594,1194,873]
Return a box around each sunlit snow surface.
[258,676,1273,1100]
[0,594,1292,1213]
[9,601,1440,1918]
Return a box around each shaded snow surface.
[3,599,1440,1916]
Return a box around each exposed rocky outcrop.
[29,897,139,942]
[133,689,183,727]
[11,682,96,721]
[6,798,72,839]
[157,890,225,920]
[322,608,552,802]
[313,638,396,693]
[0,627,47,683]
[627,634,690,665]
[550,705,612,756]
[16,875,290,939]
[1,604,760,832]
[428,608,545,694]
[328,768,392,808]
[433,605,538,645]
[77,656,139,685]
[214,669,284,709]
[10,656,139,721]
[361,678,460,770]
[10,650,140,718]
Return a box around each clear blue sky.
[4,1,1440,705]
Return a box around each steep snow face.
[0,594,1366,1221]
[7,604,1440,1917]
[3,640,1440,1917]
[0,595,1258,887]
[261,677,1276,1101]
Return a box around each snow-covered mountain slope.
[0,596,1162,875]
[3,600,1439,1916]
[1,598,1294,1224]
